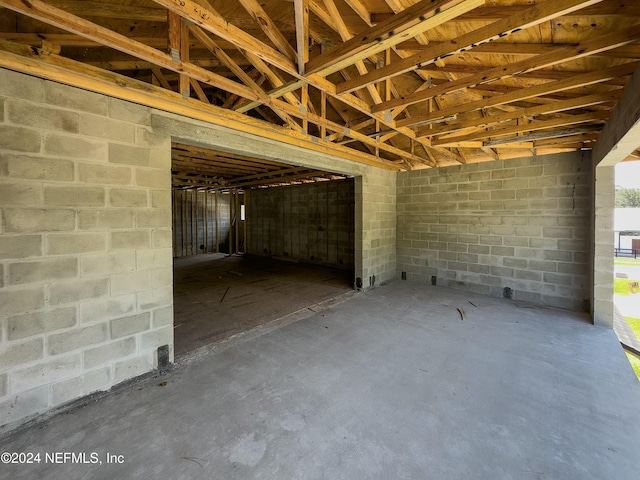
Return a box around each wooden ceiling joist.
[0,0,635,168]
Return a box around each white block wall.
[0,69,174,430]
[397,152,592,311]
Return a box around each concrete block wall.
[358,169,397,288]
[172,190,231,257]
[246,179,355,269]
[0,69,174,430]
[397,152,592,310]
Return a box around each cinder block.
[0,338,43,370]
[109,189,148,207]
[109,143,150,167]
[11,354,81,393]
[0,125,41,153]
[46,233,107,256]
[110,312,150,339]
[0,69,45,101]
[81,251,136,277]
[49,278,109,305]
[134,168,170,188]
[79,209,135,230]
[0,235,42,260]
[79,295,136,323]
[137,286,172,310]
[79,114,135,143]
[542,227,573,239]
[136,248,172,270]
[491,246,515,257]
[51,376,83,405]
[45,82,108,115]
[110,230,149,250]
[110,270,154,296]
[151,229,172,248]
[0,183,42,206]
[528,260,557,273]
[135,127,166,148]
[44,186,105,207]
[8,257,77,285]
[151,191,171,208]
[83,367,111,394]
[113,355,152,384]
[503,257,527,269]
[152,306,173,328]
[0,154,74,181]
[78,163,132,185]
[0,287,45,317]
[491,168,516,179]
[0,385,49,426]
[44,134,107,160]
[7,100,79,133]
[140,326,173,351]
[109,98,151,125]
[84,337,136,369]
[48,324,108,356]
[7,306,76,341]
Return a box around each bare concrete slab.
[2,282,639,479]
[173,253,353,355]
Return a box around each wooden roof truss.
[0,0,638,171]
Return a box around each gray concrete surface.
[2,282,639,480]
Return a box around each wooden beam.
[46,0,166,22]
[0,40,402,171]
[294,0,309,74]
[397,61,639,128]
[237,0,298,61]
[432,111,610,146]
[373,23,640,113]
[338,0,604,95]
[417,90,623,138]
[342,0,373,26]
[305,0,483,77]
[484,127,600,147]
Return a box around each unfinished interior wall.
[0,68,174,430]
[246,179,355,269]
[0,69,398,431]
[397,152,592,311]
[172,190,231,257]
[151,114,397,288]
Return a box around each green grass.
[625,352,640,381]
[627,317,640,341]
[614,278,640,296]
[615,257,640,267]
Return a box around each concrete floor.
[3,282,640,479]
[173,253,353,355]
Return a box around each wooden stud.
[215,191,220,253]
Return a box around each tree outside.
[615,187,640,208]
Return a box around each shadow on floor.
[173,253,353,356]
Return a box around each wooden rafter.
[306,0,483,77]
[338,0,604,95]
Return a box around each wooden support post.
[205,190,208,253]
[182,190,187,257]
[229,191,233,255]
[235,189,240,254]
[194,189,199,255]
[215,191,219,253]
[244,190,248,254]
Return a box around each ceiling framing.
[0,0,638,172]
[171,142,351,191]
